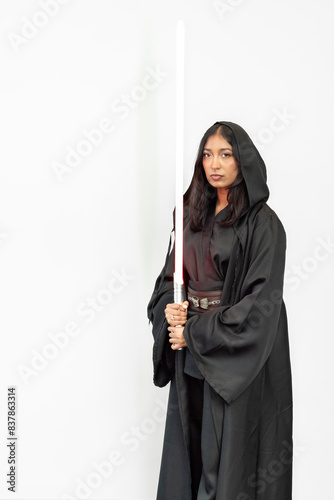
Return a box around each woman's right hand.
[164,301,189,326]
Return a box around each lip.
[211,174,223,180]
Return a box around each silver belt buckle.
[200,297,209,309]
[189,295,200,308]
[188,295,219,310]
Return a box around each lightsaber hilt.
[173,281,185,351]
[174,281,185,304]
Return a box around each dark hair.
[183,123,249,231]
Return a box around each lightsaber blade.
[173,19,185,350]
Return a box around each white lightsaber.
[173,20,185,350]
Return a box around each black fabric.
[184,288,223,379]
[147,121,293,500]
[183,199,235,283]
[186,374,204,500]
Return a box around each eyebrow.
[203,147,232,152]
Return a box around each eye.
[221,153,231,158]
[203,152,211,158]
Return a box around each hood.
[214,121,269,208]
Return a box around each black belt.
[184,283,223,379]
[187,285,222,311]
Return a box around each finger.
[168,308,187,318]
[164,304,178,314]
[166,304,187,315]
[168,315,186,324]
[168,331,183,344]
[169,335,178,344]
[165,311,179,321]
[169,303,185,311]
[168,325,182,333]
[168,328,175,339]
[166,303,180,308]
[168,331,179,343]
[166,313,186,325]
[166,303,187,316]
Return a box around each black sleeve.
[182,213,287,404]
[147,224,176,387]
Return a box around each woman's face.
[202,133,239,190]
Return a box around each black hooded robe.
[147,122,293,500]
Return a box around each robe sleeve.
[182,211,286,404]
[147,225,176,387]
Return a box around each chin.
[210,180,228,188]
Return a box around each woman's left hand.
[168,325,187,350]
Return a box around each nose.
[212,155,221,170]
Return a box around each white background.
[0,0,333,498]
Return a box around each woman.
[147,121,293,500]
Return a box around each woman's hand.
[164,301,189,326]
[165,301,189,350]
[168,325,187,350]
